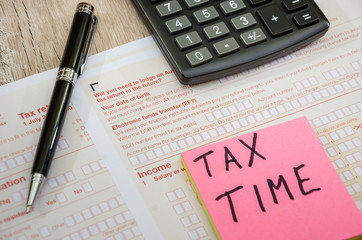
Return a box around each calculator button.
[176,31,203,50]
[283,0,308,12]
[257,4,293,37]
[230,13,257,30]
[248,0,271,6]
[213,37,240,56]
[183,0,210,9]
[203,22,230,40]
[240,28,267,46]
[293,10,319,28]
[165,16,192,34]
[156,0,183,19]
[193,7,220,24]
[220,0,246,15]
[186,47,213,67]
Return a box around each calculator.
[132,0,330,85]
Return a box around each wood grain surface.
[0,0,150,85]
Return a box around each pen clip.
[79,15,98,76]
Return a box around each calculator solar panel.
[132,0,330,85]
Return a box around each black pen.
[26,2,97,213]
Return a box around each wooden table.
[0,0,150,85]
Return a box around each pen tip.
[26,206,32,214]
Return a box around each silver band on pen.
[56,67,78,85]
[77,2,95,16]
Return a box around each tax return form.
[0,0,361,239]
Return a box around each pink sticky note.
[181,117,362,240]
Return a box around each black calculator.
[132,0,329,85]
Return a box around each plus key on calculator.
[132,0,330,85]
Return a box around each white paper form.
[72,0,362,239]
[0,73,147,239]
